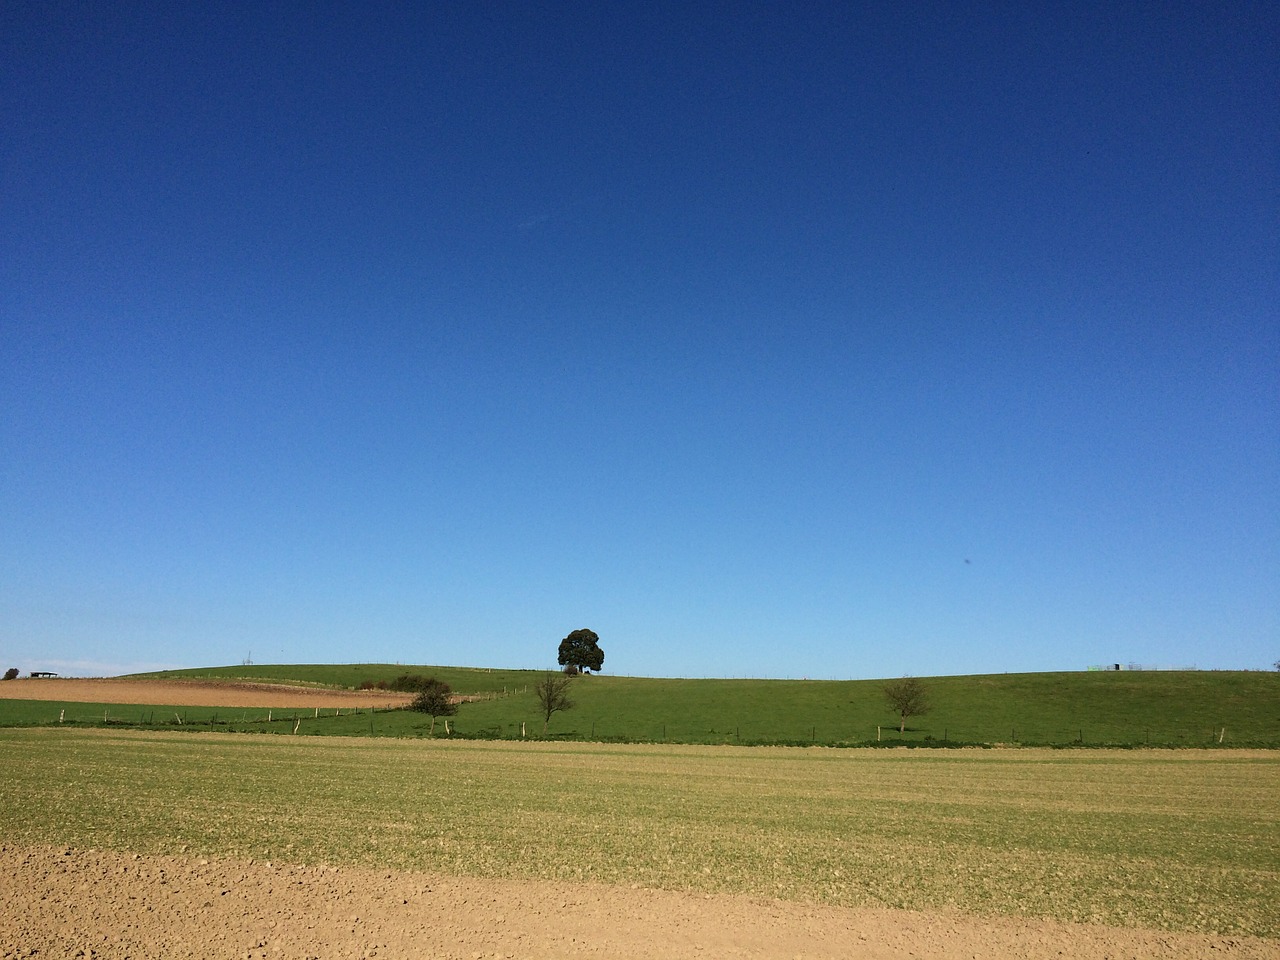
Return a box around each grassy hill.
[106,664,1280,747]
[133,662,539,695]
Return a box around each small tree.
[558,628,604,674]
[2,668,18,681]
[884,676,929,734]
[534,672,575,735]
[408,678,457,734]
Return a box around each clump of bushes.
[3,668,18,681]
[358,674,439,693]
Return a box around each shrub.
[389,674,437,693]
[408,678,457,734]
[2,668,18,681]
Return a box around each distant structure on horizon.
[1088,663,1199,671]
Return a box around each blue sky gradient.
[3,2,1276,678]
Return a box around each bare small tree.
[883,676,929,733]
[408,678,457,734]
[534,672,575,735]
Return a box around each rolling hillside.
[105,664,1280,747]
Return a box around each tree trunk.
[899,715,905,733]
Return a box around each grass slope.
[35,665,1276,747]
[130,662,541,694]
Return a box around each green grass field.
[0,729,1275,938]
[13,665,1280,747]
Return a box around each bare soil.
[3,680,1274,958]
[0,678,411,709]
[2,845,1275,960]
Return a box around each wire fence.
[16,704,1276,748]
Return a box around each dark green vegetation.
[0,730,1275,937]
[407,678,457,735]
[558,627,604,673]
[9,666,1280,747]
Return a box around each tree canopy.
[883,676,930,734]
[408,677,457,734]
[558,628,604,674]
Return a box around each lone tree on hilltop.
[884,676,930,734]
[408,678,457,734]
[558,628,604,674]
[534,672,575,735]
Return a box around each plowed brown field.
[2,845,1273,960]
[2,680,1274,958]
[0,677,411,708]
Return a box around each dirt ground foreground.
[1,844,1273,960]
[0,677,411,709]
[4,680,1275,957]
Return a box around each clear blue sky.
[3,2,1276,679]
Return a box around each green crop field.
[0,729,1275,938]
[11,666,1280,747]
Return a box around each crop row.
[0,729,1276,938]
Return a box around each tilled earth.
[1,845,1273,960]
[0,678,411,709]
[4,680,1275,958]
